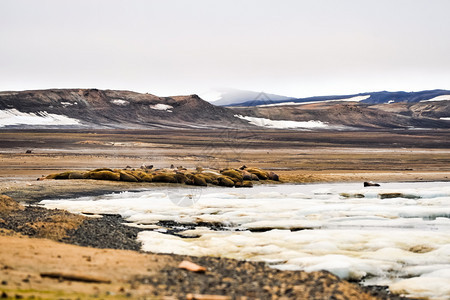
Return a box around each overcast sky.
[1,0,450,98]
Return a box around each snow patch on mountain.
[257,95,371,107]
[235,115,331,129]
[150,104,173,112]
[422,95,450,102]
[111,99,130,106]
[0,109,81,127]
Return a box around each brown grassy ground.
[0,129,448,202]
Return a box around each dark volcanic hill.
[0,89,248,129]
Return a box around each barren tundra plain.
[1,128,450,299]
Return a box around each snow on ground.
[0,109,81,127]
[440,117,450,121]
[257,95,370,107]
[235,114,336,129]
[150,104,173,112]
[422,95,450,102]
[111,99,130,106]
[60,101,76,107]
[40,182,450,300]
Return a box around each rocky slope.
[231,101,450,129]
[0,89,248,129]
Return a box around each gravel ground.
[63,214,143,251]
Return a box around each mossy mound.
[91,168,115,172]
[45,166,280,188]
[47,171,85,180]
[133,171,153,182]
[119,171,139,182]
[187,174,207,187]
[87,170,121,181]
[46,171,71,180]
[152,173,178,183]
[268,171,280,181]
[235,180,253,188]
[217,176,235,187]
[246,168,269,180]
[242,170,253,181]
[196,173,219,185]
[174,173,188,184]
[220,169,243,182]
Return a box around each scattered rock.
[186,294,230,300]
[40,272,111,284]
[25,150,32,154]
[340,193,365,199]
[378,193,403,199]
[364,181,380,187]
[178,260,207,273]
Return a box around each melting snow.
[0,109,81,127]
[40,182,450,299]
[150,104,173,112]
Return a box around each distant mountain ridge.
[201,88,294,106]
[0,88,448,130]
[218,89,450,106]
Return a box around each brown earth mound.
[45,166,280,188]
